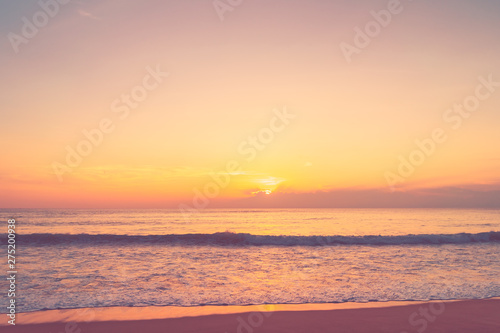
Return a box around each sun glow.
[252,189,273,196]
[1,0,500,209]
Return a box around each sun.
[251,189,273,196]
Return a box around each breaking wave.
[8,231,500,247]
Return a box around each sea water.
[0,208,499,312]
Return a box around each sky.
[1,0,500,208]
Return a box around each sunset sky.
[1,0,500,208]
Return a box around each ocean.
[1,208,499,313]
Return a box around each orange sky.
[1,0,500,208]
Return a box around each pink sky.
[1,0,500,208]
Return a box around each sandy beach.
[3,298,499,333]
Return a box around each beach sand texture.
[3,299,499,333]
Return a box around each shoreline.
[3,298,499,332]
[6,299,451,325]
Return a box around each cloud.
[66,165,212,182]
[251,189,273,196]
[78,9,101,20]
[223,185,500,208]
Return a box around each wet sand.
[3,298,499,333]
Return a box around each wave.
[5,231,500,247]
